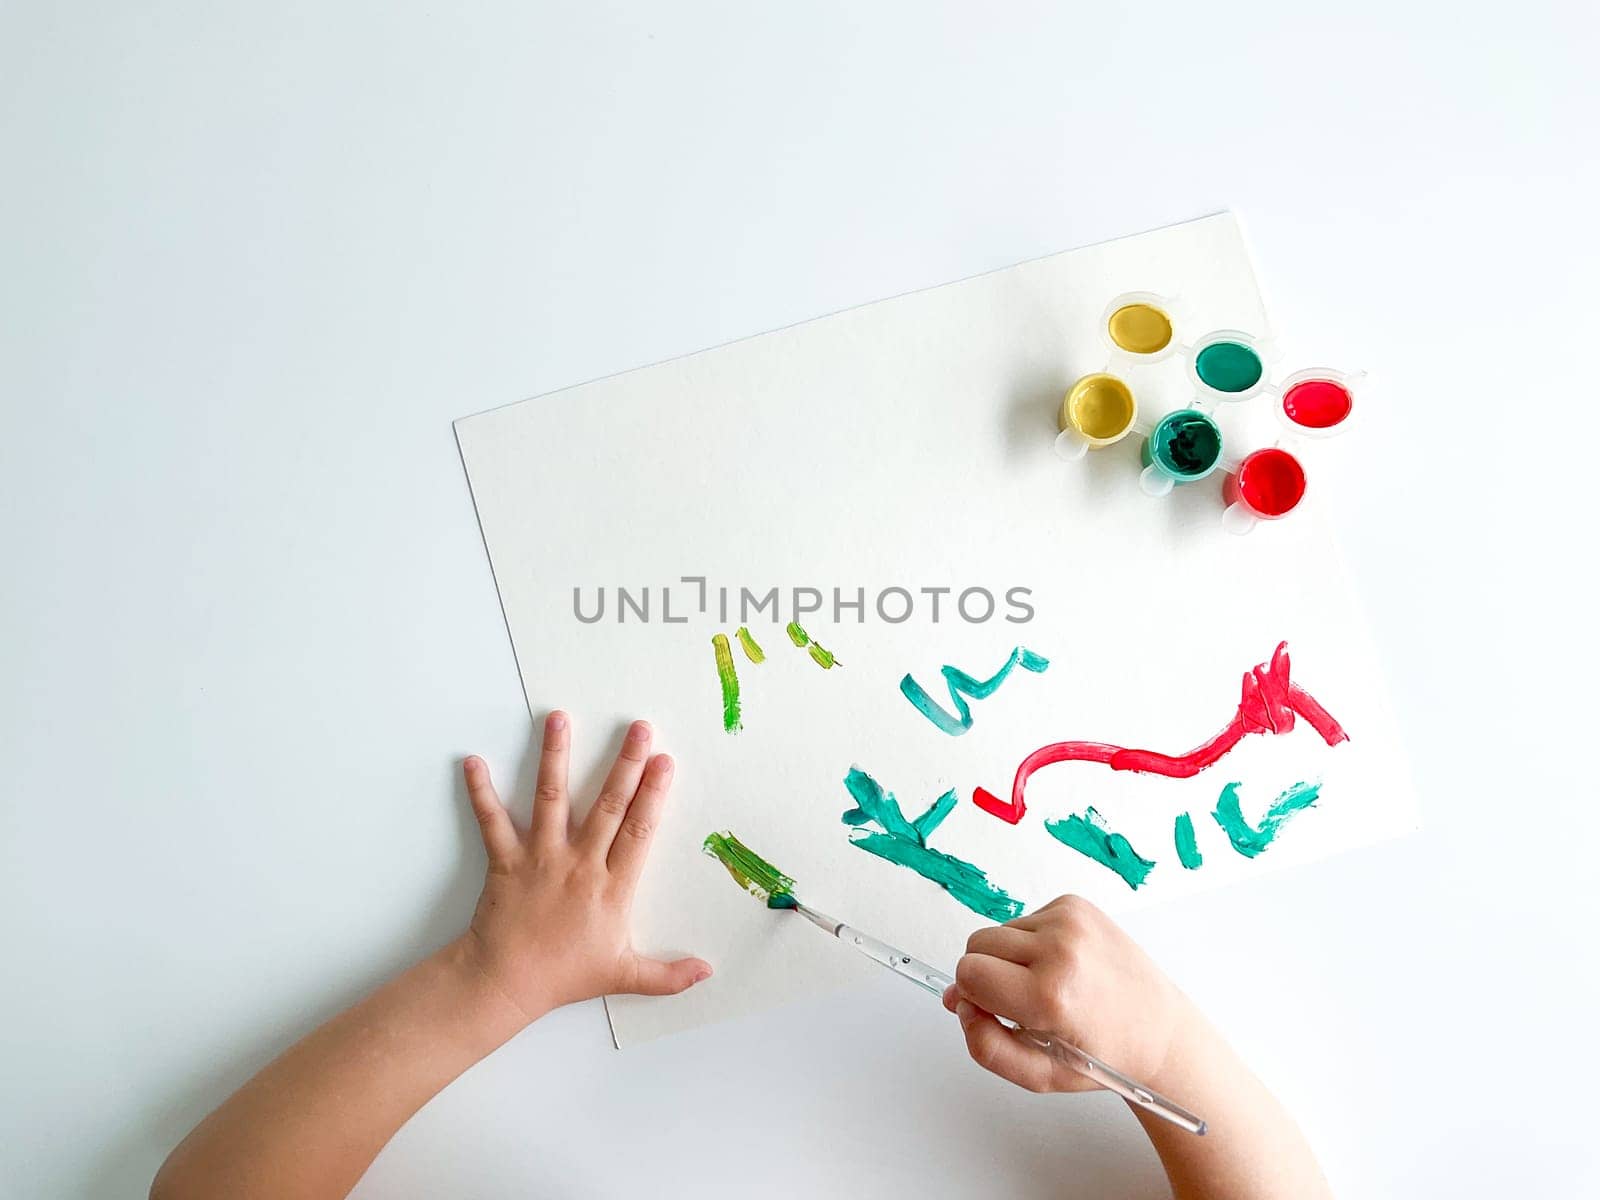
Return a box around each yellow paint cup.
[1100,291,1180,363]
[1107,302,1173,355]
[1059,373,1137,447]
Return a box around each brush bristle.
[702,830,799,910]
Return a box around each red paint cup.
[1275,368,1361,438]
[1223,447,1307,534]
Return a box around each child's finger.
[956,1001,1059,1093]
[578,720,652,853]
[1014,894,1091,926]
[605,753,673,887]
[462,757,519,867]
[624,952,713,996]
[954,952,1041,1027]
[965,926,1037,965]
[1002,907,1059,933]
[530,711,571,846]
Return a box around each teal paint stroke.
[1044,807,1157,890]
[899,647,1050,735]
[1212,780,1322,858]
[841,767,1024,921]
[1174,812,1203,870]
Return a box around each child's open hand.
[942,895,1191,1094]
[458,712,711,1024]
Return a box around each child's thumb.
[626,953,714,996]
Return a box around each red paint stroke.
[973,643,1348,824]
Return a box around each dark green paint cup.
[1139,409,1224,496]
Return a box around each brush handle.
[834,922,954,996]
[1014,1031,1207,1135]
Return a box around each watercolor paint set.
[1054,292,1360,533]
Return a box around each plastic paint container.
[1050,292,1362,522]
[1187,330,1271,404]
[1101,292,1180,363]
[1276,368,1361,437]
[1139,408,1223,497]
[1054,373,1138,461]
[1222,447,1307,534]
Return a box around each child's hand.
[458,712,712,1023]
[942,895,1191,1094]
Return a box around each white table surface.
[3,3,1597,1196]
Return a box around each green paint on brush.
[1174,812,1203,869]
[734,625,765,663]
[841,767,1024,921]
[1212,780,1321,858]
[702,831,796,907]
[711,633,741,733]
[786,621,839,668]
[1044,807,1157,890]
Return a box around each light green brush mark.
[702,831,796,907]
[711,633,741,733]
[1174,812,1203,869]
[841,767,1023,921]
[1044,807,1157,890]
[1212,780,1321,857]
[786,621,839,669]
[734,625,765,663]
[899,646,1050,735]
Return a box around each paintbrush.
[703,831,1206,1136]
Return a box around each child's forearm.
[151,936,530,1200]
[1132,1003,1333,1200]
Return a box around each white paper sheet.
[455,213,1420,1046]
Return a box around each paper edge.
[451,211,1235,430]
[452,423,539,727]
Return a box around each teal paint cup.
[1186,329,1272,405]
[1139,408,1224,497]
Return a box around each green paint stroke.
[711,633,741,733]
[1174,812,1203,870]
[899,646,1050,736]
[1212,780,1321,858]
[702,831,796,907]
[735,625,765,663]
[786,621,839,669]
[1044,808,1157,890]
[841,767,1023,921]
